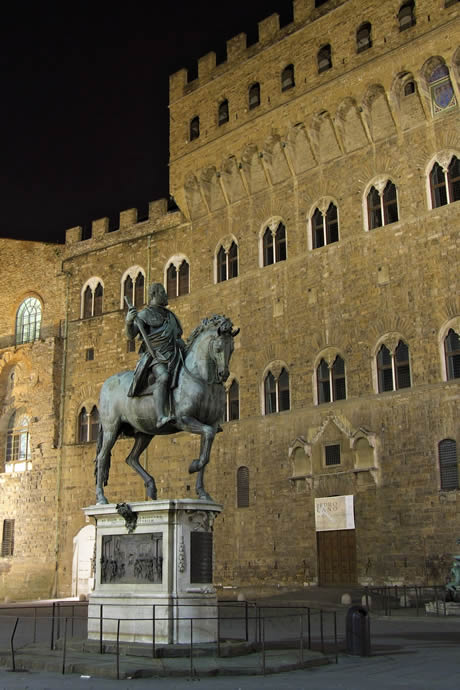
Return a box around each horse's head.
[210,320,240,383]
[186,315,239,385]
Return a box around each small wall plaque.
[190,532,213,583]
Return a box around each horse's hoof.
[189,459,200,474]
[198,492,213,502]
[96,495,109,505]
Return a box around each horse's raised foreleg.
[126,432,157,500]
[95,426,119,505]
[175,416,216,500]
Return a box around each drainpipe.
[52,268,71,597]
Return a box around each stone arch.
[362,84,396,141]
[263,134,291,185]
[221,156,247,203]
[391,71,426,130]
[241,144,267,194]
[286,123,317,174]
[334,98,368,152]
[72,524,96,598]
[200,166,226,212]
[184,173,208,219]
[310,111,342,162]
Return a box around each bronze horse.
[94,315,239,504]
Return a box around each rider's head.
[148,283,168,307]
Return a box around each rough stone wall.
[0,239,65,599]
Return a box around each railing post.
[261,614,265,676]
[10,617,19,672]
[435,586,439,616]
[62,617,68,675]
[56,602,61,641]
[245,601,248,642]
[415,586,420,616]
[71,605,74,637]
[152,605,156,659]
[50,602,56,651]
[99,604,103,654]
[334,611,338,664]
[307,607,311,649]
[217,606,221,658]
[33,606,37,644]
[299,614,304,663]
[116,619,120,681]
[320,609,324,653]
[190,619,194,678]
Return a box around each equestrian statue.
[94,282,239,505]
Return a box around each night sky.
[0,1,294,244]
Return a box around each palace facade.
[0,0,459,599]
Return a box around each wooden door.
[317,529,357,585]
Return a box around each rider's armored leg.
[152,363,176,429]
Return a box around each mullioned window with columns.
[366,179,399,230]
[428,154,460,208]
[81,279,104,319]
[376,339,411,393]
[310,201,339,249]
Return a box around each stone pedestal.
[83,499,222,645]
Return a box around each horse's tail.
[94,424,112,487]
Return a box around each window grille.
[237,466,249,507]
[445,329,460,380]
[218,100,229,125]
[439,439,458,491]
[1,520,15,557]
[249,83,260,109]
[190,116,200,141]
[281,64,295,91]
[15,297,42,344]
[325,444,341,466]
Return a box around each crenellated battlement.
[169,0,346,103]
[65,198,184,246]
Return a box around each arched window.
[249,83,260,110]
[318,44,332,73]
[78,406,99,443]
[311,203,339,248]
[367,181,399,229]
[356,22,372,52]
[237,466,249,508]
[15,297,42,345]
[398,1,415,31]
[428,64,456,116]
[429,156,460,208]
[262,223,287,266]
[81,279,104,318]
[218,99,229,125]
[122,268,145,309]
[281,64,295,91]
[190,116,200,141]
[5,412,30,472]
[317,356,346,404]
[264,368,290,414]
[445,329,460,380]
[404,80,416,96]
[225,379,240,422]
[217,242,238,282]
[377,340,411,392]
[439,439,458,491]
[166,259,190,298]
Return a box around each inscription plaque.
[190,532,213,583]
[101,533,163,584]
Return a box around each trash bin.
[345,605,371,656]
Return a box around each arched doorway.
[72,525,95,598]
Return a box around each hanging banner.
[315,495,355,532]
